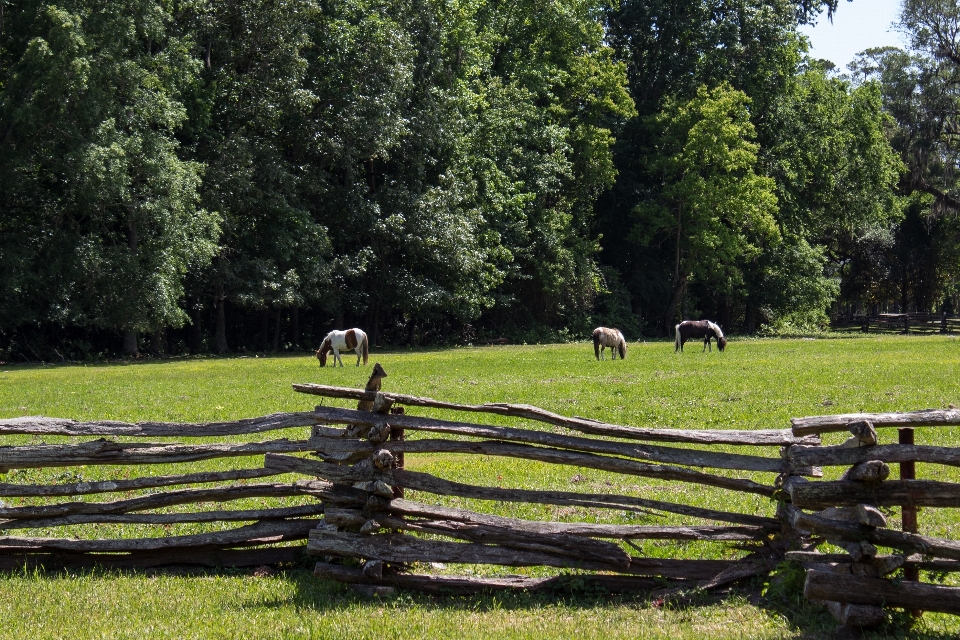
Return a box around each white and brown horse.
[674,320,726,352]
[593,327,627,360]
[316,328,369,366]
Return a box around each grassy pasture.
[1,336,960,638]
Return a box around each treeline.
[0,0,957,360]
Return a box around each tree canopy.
[0,0,951,358]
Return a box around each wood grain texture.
[791,409,960,436]
[0,519,319,552]
[311,407,786,472]
[0,438,324,469]
[789,479,960,508]
[0,467,283,497]
[297,384,817,445]
[788,443,960,468]
[0,483,304,519]
[268,454,781,528]
[0,413,315,437]
[804,570,960,614]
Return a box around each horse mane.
[706,321,724,339]
[592,328,601,359]
[617,330,627,359]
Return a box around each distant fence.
[831,312,960,334]
[2,371,960,630]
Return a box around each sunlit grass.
[1,335,960,638]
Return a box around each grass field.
[2,335,960,638]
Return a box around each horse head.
[316,339,331,366]
[617,334,627,359]
[717,336,727,351]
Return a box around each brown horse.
[675,320,726,352]
[593,327,627,360]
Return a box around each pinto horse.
[593,327,627,360]
[316,328,369,367]
[674,320,726,353]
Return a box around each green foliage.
[0,0,220,334]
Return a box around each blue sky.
[798,0,907,69]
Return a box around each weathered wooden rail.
[3,366,960,633]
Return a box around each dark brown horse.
[593,327,627,360]
[675,320,727,352]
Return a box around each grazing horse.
[675,320,727,353]
[593,327,627,360]
[316,328,369,367]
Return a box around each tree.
[634,84,779,333]
[0,0,219,354]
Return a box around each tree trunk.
[661,275,687,336]
[745,304,757,334]
[214,283,229,353]
[290,307,299,348]
[272,307,282,352]
[151,327,166,356]
[188,304,202,354]
[260,309,270,352]
[122,331,138,356]
[335,310,344,331]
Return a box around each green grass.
[2,335,960,638]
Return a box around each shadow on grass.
[3,562,957,639]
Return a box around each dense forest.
[2,0,960,359]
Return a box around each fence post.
[899,427,922,617]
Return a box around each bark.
[270,455,781,528]
[272,306,282,352]
[291,307,299,347]
[296,386,817,446]
[0,467,282,497]
[788,506,960,560]
[122,331,138,356]
[310,408,786,473]
[0,547,306,572]
[0,412,315,437]
[310,437,775,496]
[372,514,632,566]
[789,479,960,508]
[0,504,324,529]
[662,275,687,337]
[386,498,771,540]
[260,308,269,352]
[214,281,229,353]
[0,483,304,519]
[0,519,318,553]
[0,437,325,469]
[791,409,960,436]
[788,443,960,469]
[307,530,737,579]
[804,570,960,615]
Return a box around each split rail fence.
[2,366,960,630]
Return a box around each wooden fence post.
[899,427,922,617]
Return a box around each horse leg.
[333,348,343,367]
[355,347,361,366]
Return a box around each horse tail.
[361,331,369,365]
[592,329,601,360]
[618,335,627,360]
[674,324,681,352]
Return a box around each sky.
[798,0,908,70]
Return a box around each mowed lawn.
[1,336,960,639]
